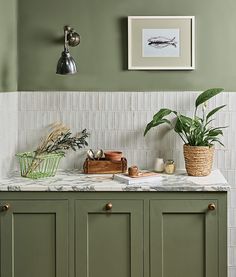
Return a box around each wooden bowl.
[104,151,122,161]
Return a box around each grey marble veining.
[0,169,229,192]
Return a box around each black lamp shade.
[56,50,77,75]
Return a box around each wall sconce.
[56,25,80,75]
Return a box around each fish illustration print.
[147,36,177,49]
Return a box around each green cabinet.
[150,199,222,277]
[0,200,68,277]
[75,200,143,277]
[0,192,227,277]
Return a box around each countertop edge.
[0,169,229,192]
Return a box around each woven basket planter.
[183,144,214,176]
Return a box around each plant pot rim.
[183,144,214,149]
[104,151,122,155]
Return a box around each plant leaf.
[144,118,171,136]
[174,117,183,133]
[206,105,226,121]
[176,114,192,128]
[144,108,173,136]
[195,88,224,108]
[152,108,173,123]
[209,138,224,146]
[144,121,154,136]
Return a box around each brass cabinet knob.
[1,203,10,212]
[208,203,216,211]
[105,202,113,210]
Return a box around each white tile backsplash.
[1,90,236,274]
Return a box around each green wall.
[3,0,236,91]
[0,0,17,91]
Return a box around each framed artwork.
[128,16,195,70]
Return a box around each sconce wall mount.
[56,25,80,75]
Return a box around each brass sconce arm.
[64,25,80,50]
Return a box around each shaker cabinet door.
[75,199,143,277]
[150,199,219,277]
[0,200,68,277]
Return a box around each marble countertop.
[0,169,229,192]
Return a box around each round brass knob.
[208,203,216,211]
[105,202,113,210]
[1,204,10,212]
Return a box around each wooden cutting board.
[126,171,159,178]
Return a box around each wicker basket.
[183,145,214,176]
[16,152,64,179]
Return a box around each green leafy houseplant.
[144,88,227,176]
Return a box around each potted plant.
[16,123,89,179]
[144,88,227,176]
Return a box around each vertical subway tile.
[228,209,236,228]
[112,92,124,111]
[123,92,132,110]
[157,92,164,110]
[130,92,138,111]
[98,92,106,111]
[150,92,159,111]
[229,92,236,111]
[104,92,113,111]
[228,247,235,266]
[230,228,236,246]
[230,190,236,208]
[89,91,99,110]
[71,92,81,111]
[226,170,235,187]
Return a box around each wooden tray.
[83,157,127,174]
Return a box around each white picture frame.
[128,16,195,70]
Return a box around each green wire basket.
[16,152,64,179]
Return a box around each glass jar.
[164,160,176,174]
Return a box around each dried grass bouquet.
[35,122,89,156]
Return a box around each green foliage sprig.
[144,88,227,147]
[35,124,89,156]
